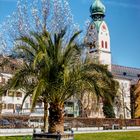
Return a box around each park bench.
[103,123,121,130]
[103,124,112,130]
[112,124,121,130]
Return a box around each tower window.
[105,41,108,49]
[101,41,104,48]
[91,25,94,29]
[123,72,127,76]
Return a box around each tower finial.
[90,0,106,20]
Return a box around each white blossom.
[0,0,81,55]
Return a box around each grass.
[75,131,140,140]
[0,131,140,140]
[0,136,31,140]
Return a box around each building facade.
[0,56,44,116]
[85,0,140,119]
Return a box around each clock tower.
[85,0,111,70]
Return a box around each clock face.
[85,24,98,46]
[101,24,107,32]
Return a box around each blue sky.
[0,0,140,68]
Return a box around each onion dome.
[90,0,105,20]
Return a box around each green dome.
[90,0,105,16]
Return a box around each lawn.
[0,136,31,140]
[75,131,140,140]
[0,131,140,140]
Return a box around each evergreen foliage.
[103,101,116,118]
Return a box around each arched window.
[101,41,104,48]
[105,41,108,49]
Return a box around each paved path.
[0,127,140,136]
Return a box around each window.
[2,104,6,109]
[37,102,42,107]
[105,41,107,49]
[0,77,5,84]
[8,104,14,109]
[101,40,104,48]
[124,83,127,88]
[127,111,130,117]
[4,92,6,96]
[25,103,29,108]
[10,64,15,71]
[2,78,5,83]
[15,104,21,110]
[90,25,94,29]
[124,102,127,107]
[123,92,127,98]
[8,91,14,97]
[16,92,22,97]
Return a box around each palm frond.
[31,79,46,111]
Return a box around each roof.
[0,55,22,74]
[111,64,140,84]
[90,0,105,16]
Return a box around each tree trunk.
[43,99,48,132]
[48,102,64,134]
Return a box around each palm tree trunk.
[43,99,48,132]
[48,102,64,134]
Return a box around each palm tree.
[0,29,117,133]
